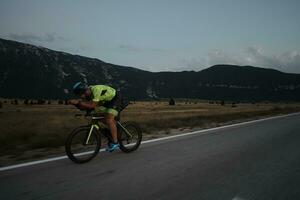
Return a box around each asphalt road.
[1,113,300,200]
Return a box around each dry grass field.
[1,100,300,166]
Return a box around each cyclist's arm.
[77,101,97,110]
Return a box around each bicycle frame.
[84,116,133,145]
[117,121,133,138]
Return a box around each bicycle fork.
[85,125,99,145]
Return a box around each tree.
[220,100,225,106]
[0,101,3,109]
[24,99,29,105]
[37,99,45,105]
[169,98,175,106]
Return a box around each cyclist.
[68,82,121,152]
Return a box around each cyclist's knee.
[105,114,115,124]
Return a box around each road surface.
[1,113,300,200]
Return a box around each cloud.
[207,50,243,66]
[179,47,300,74]
[119,44,141,52]
[118,44,167,53]
[8,33,70,44]
[245,46,281,68]
[177,50,243,71]
[245,46,300,73]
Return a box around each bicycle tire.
[118,121,142,153]
[65,126,101,164]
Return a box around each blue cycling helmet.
[72,82,87,95]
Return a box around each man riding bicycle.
[68,82,121,152]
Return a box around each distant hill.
[1,38,300,101]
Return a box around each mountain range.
[1,38,300,101]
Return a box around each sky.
[0,0,300,73]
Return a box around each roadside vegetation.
[1,99,300,165]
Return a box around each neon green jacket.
[89,85,116,104]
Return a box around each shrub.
[169,98,175,106]
[220,100,225,106]
[37,99,46,105]
[24,99,29,105]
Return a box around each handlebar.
[72,98,130,119]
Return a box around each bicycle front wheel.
[65,126,101,164]
[118,121,142,153]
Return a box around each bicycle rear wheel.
[65,126,101,163]
[118,121,142,153]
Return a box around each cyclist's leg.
[95,106,119,143]
[102,109,119,151]
[105,113,118,143]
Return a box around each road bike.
[65,105,142,164]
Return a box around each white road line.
[0,149,107,172]
[1,112,299,172]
